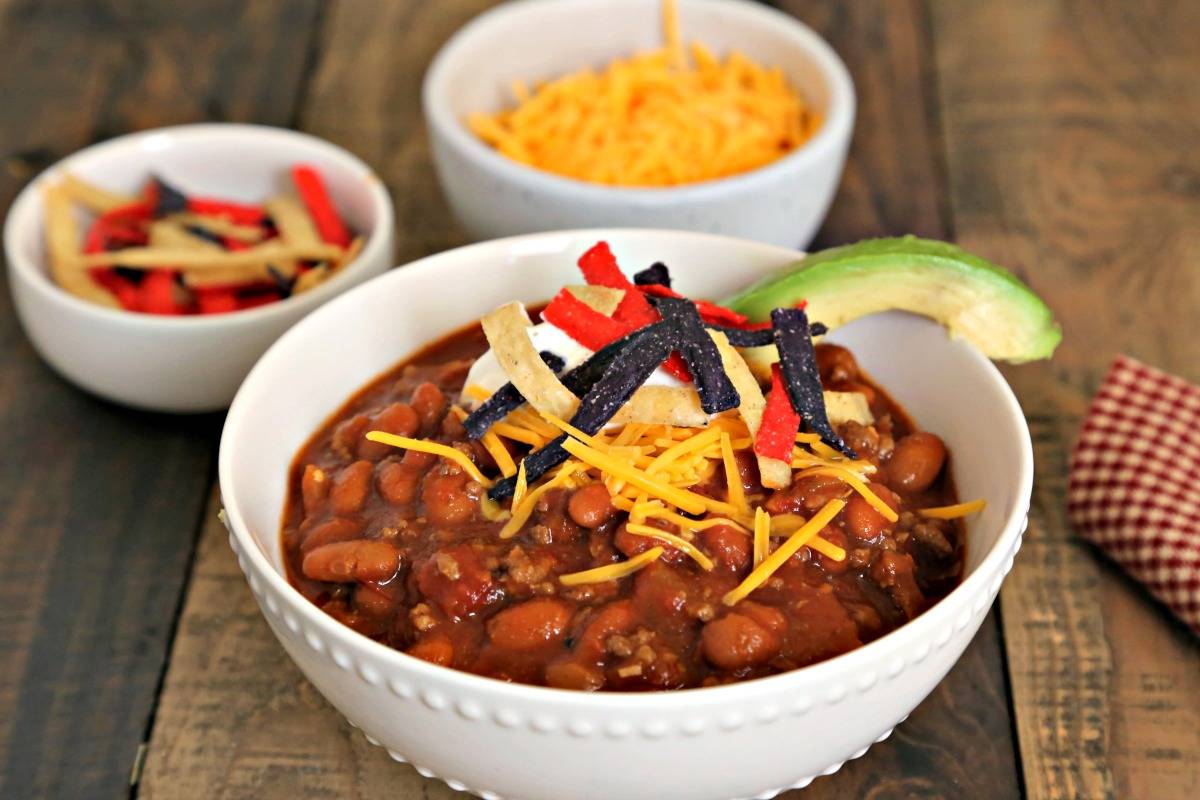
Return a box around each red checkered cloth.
[1067,355,1200,636]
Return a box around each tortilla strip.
[76,240,343,270]
[564,285,624,316]
[708,330,790,488]
[167,212,266,243]
[482,301,579,419]
[331,235,365,272]
[60,172,136,213]
[611,386,707,427]
[824,391,874,426]
[42,183,119,308]
[265,196,321,248]
[293,265,330,294]
[149,220,221,251]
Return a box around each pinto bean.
[410,382,447,434]
[815,344,858,385]
[331,414,369,461]
[870,550,925,619]
[545,659,605,691]
[421,465,478,525]
[358,403,421,460]
[302,540,401,583]
[488,598,573,651]
[407,634,454,666]
[844,495,890,544]
[700,524,751,573]
[701,611,782,670]
[567,483,616,528]
[814,527,851,574]
[765,474,847,515]
[300,517,364,554]
[329,460,374,515]
[574,600,637,660]
[301,464,329,517]
[377,450,436,505]
[888,432,947,493]
[355,580,402,617]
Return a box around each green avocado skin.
[724,235,1062,362]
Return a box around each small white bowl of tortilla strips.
[3,123,395,413]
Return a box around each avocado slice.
[725,236,1062,363]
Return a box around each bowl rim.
[422,0,856,202]
[220,228,1033,708]
[2,122,395,331]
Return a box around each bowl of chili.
[4,123,395,412]
[220,229,1033,800]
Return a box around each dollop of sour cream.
[462,318,683,405]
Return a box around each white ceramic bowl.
[221,230,1031,800]
[4,123,395,413]
[423,0,855,249]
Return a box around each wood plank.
[140,1,1021,797]
[137,5,497,794]
[929,1,1200,798]
[0,2,321,797]
[774,2,1020,795]
[295,0,497,263]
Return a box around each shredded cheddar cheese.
[560,546,665,586]
[500,462,582,539]
[724,499,846,606]
[920,499,987,519]
[562,437,710,515]
[467,0,819,187]
[364,431,492,487]
[753,506,770,567]
[796,465,899,523]
[625,524,714,571]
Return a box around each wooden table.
[1,1,1197,797]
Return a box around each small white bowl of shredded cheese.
[423,0,855,249]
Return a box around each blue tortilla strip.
[464,324,663,439]
[771,307,856,459]
[652,296,740,414]
[462,350,567,438]
[267,265,297,297]
[489,326,674,499]
[704,321,827,348]
[184,224,225,246]
[152,176,188,217]
[559,324,662,395]
[633,262,672,288]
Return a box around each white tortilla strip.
[293,265,330,294]
[564,284,624,316]
[824,391,874,426]
[168,212,266,243]
[60,172,135,213]
[76,240,342,270]
[482,301,579,419]
[265,196,321,248]
[149,220,221,251]
[708,330,791,489]
[42,183,119,308]
[611,386,707,427]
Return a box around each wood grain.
[930,1,1200,798]
[773,2,1021,796]
[296,0,496,263]
[0,2,321,797]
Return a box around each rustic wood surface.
[931,1,1200,798]
[0,1,1195,798]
